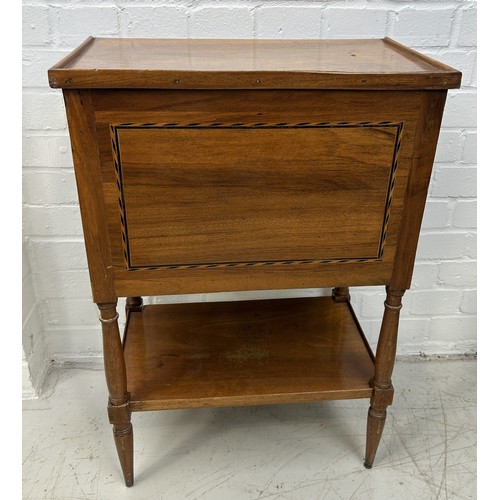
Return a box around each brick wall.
[22,0,477,386]
[22,241,49,396]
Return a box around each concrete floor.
[23,359,476,499]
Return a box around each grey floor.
[23,359,476,499]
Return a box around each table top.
[48,37,461,90]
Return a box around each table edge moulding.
[48,37,461,487]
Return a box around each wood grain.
[98,301,133,486]
[63,90,116,303]
[92,89,417,295]
[48,38,461,90]
[390,91,448,289]
[123,297,374,411]
[50,39,460,482]
[364,288,404,468]
[115,123,399,268]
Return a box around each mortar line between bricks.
[419,228,475,234]
[438,127,477,132]
[428,196,477,201]
[416,262,476,267]
[23,203,80,208]
[432,163,477,167]
[406,313,477,319]
[26,236,85,243]
[448,5,466,49]
[408,287,477,293]
[22,167,73,172]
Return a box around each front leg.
[364,287,404,469]
[98,301,134,487]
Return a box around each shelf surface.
[123,297,374,411]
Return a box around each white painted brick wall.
[22,91,67,130]
[423,49,476,86]
[256,6,322,39]
[462,132,477,164]
[421,200,451,229]
[23,206,83,236]
[22,0,477,385]
[190,6,254,38]
[410,263,439,290]
[453,200,476,228]
[22,6,50,46]
[22,242,50,395]
[431,167,477,198]
[410,290,463,316]
[457,6,477,46]
[121,6,188,38]
[460,290,476,314]
[23,135,71,169]
[23,49,69,88]
[428,316,476,342]
[23,170,78,205]
[49,6,120,47]
[33,271,92,299]
[391,9,454,46]
[322,8,387,38]
[441,91,477,128]
[438,261,477,288]
[416,233,475,260]
[27,239,87,272]
[434,130,464,164]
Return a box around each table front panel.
[93,90,421,295]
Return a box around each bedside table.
[48,37,461,486]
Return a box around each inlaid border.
[110,121,404,271]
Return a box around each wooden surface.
[116,124,399,268]
[364,287,404,468]
[63,90,116,303]
[92,89,419,296]
[123,297,374,411]
[52,38,460,482]
[98,301,133,486]
[49,37,461,90]
[390,91,448,289]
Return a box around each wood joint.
[126,297,143,313]
[113,423,132,437]
[383,301,402,311]
[332,287,350,303]
[97,301,118,311]
[100,313,119,324]
[368,405,387,419]
[370,384,394,408]
[98,301,119,322]
[108,399,131,425]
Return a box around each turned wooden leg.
[332,287,350,302]
[364,287,404,469]
[98,301,134,487]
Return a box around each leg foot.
[364,406,387,469]
[114,423,134,487]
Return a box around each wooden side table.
[48,37,461,486]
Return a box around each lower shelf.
[123,297,374,412]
